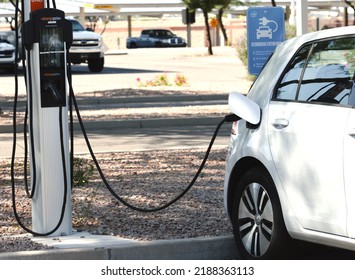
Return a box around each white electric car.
[225,26,355,259]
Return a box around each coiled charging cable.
[67,62,240,212]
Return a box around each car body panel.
[0,31,17,70]
[0,41,15,66]
[268,101,350,236]
[344,110,355,238]
[69,20,105,61]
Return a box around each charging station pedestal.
[23,1,73,236]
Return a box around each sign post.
[247,7,285,76]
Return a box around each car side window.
[276,45,312,100]
[275,37,355,106]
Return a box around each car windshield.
[70,20,85,32]
[148,30,174,38]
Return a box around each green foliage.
[73,157,94,187]
[174,73,188,86]
[136,74,188,87]
[236,31,248,67]
[285,23,297,39]
[182,0,216,12]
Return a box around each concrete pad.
[31,231,137,250]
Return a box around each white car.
[0,35,16,73]
[68,19,105,72]
[225,26,355,259]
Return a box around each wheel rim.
[238,183,274,257]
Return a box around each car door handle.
[348,128,355,137]
[272,118,289,129]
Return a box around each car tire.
[5,66,15,74]
[88,57,104,72]
[127,42,137,49]
[232,166,290,259]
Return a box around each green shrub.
[73,157,94,187]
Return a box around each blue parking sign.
[247,7,285,75]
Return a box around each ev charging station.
[22,0,73,236]
[10,0,237,239]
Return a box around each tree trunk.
[203,10,213,55]
[345,1,355,25]
[217,8,228,45]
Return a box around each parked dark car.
[126,29,186,48]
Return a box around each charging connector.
[224,114,241,123]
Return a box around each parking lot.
[0,46,251,97]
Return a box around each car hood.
[72,30,101,40]
[0,42,15,50]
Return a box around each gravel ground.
[0,88,233,253]
[0,148,232,253]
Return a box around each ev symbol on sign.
[256,17,279,39]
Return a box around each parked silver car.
[225,26,355,259]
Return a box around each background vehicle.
[0,19,105,73]
[225,26,355,259]
[126,29,186,48]
[0,31,17,73]
[68,19,105,72]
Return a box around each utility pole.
[296,0,308,35]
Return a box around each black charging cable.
[67,61,239,212]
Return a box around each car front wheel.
[88,57,104,72]
[232,167,290,259]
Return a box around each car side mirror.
[86,27,94,32]
[228,92,261,125]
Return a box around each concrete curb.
[0,235,238,260]
[1,116,225,133]
[0,94,229,109]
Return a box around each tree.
[215,0,247,45]
[345,1,355,25]
[183,0,216,55]
[215,0,232,45]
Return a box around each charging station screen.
[39,26,66,107]
[39,27,64,68]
